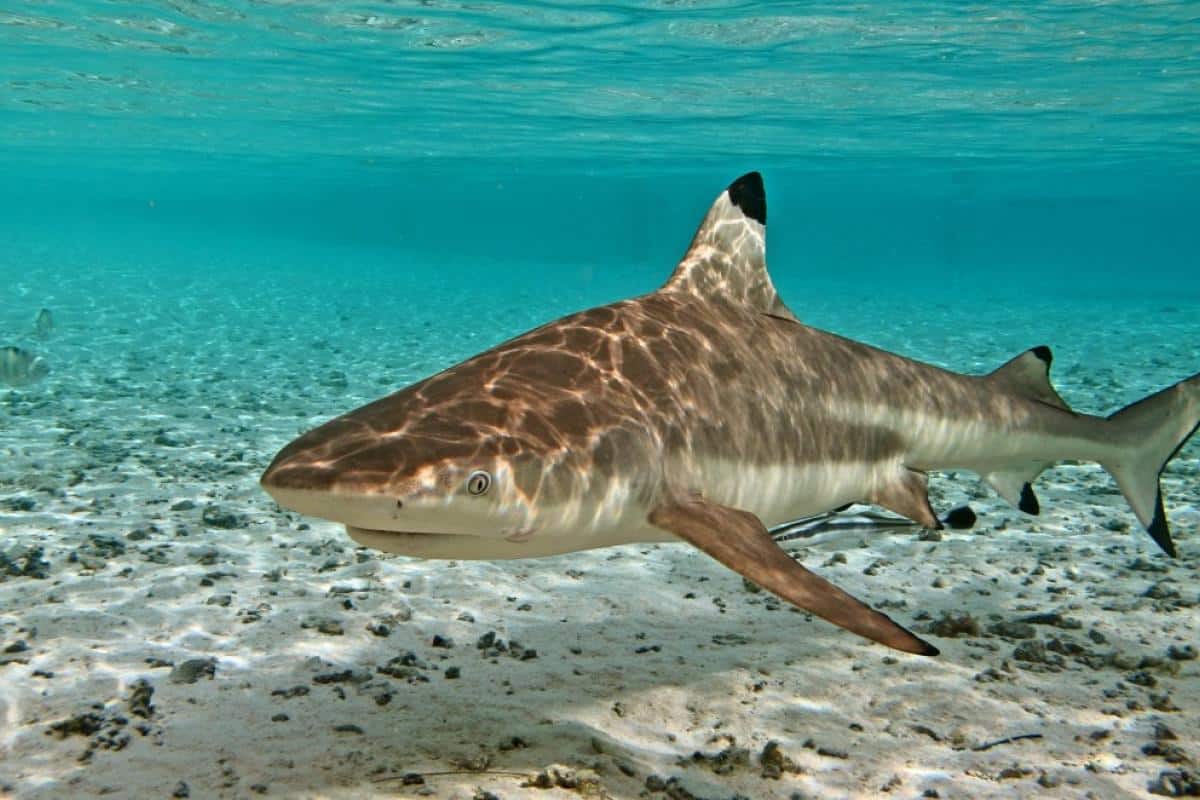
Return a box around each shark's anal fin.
[648,494,938,656]
[983,467,1046,515]
[870,469,942,529]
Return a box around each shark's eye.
[466,470,492,496]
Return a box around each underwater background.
[3,2,1197,317]
[1,2,1198,799]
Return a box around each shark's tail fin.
[1102,372,1200,557]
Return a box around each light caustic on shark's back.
[262,172,1199,656]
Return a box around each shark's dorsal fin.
[985,346,1071,411]
[662,172,796,319]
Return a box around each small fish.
[32,308,54,340]
[0,346,50,387]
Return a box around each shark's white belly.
[690,457,888,527]
[684,407,1112,529]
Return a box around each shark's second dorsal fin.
[986,346,1071,411]
[662,172,795,319]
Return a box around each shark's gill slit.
[261,171,1199,656]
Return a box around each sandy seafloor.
[0,252,1197,800]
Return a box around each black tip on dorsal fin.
[727,172,766,225]
[1031,345,1052,365]
[1019,483,1040,515]
[664,171,795,319]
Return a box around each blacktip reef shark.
[262,172,1199,656]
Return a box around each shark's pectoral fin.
[870,468,942,529]
[982,465,1047,514]
[648,494,938,656]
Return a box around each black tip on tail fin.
[727,172,766,225]
[1018,483,1040,515]
[1147,490,1177,558]
[1104,375,1199,558]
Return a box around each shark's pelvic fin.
[985,346,1071,412]
[648,493,938,656]
[662,171,796,320]
[870,468,942,529]
[1102,371,1200,557]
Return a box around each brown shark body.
[262,172,1199,656]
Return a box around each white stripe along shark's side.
[262,172,1199,656]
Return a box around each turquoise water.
[2,1,1197,310]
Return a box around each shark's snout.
[261,447,337,508]
[260,439,411,531]
[262,478,405,533]
[260,428,534,540]
[260,454,334,494]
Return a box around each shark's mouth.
[345,523,536,541]
[346,525,478,553]
[344,526,552,561]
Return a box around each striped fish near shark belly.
[262,172,1199,656]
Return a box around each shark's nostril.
[395,499,404,510]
